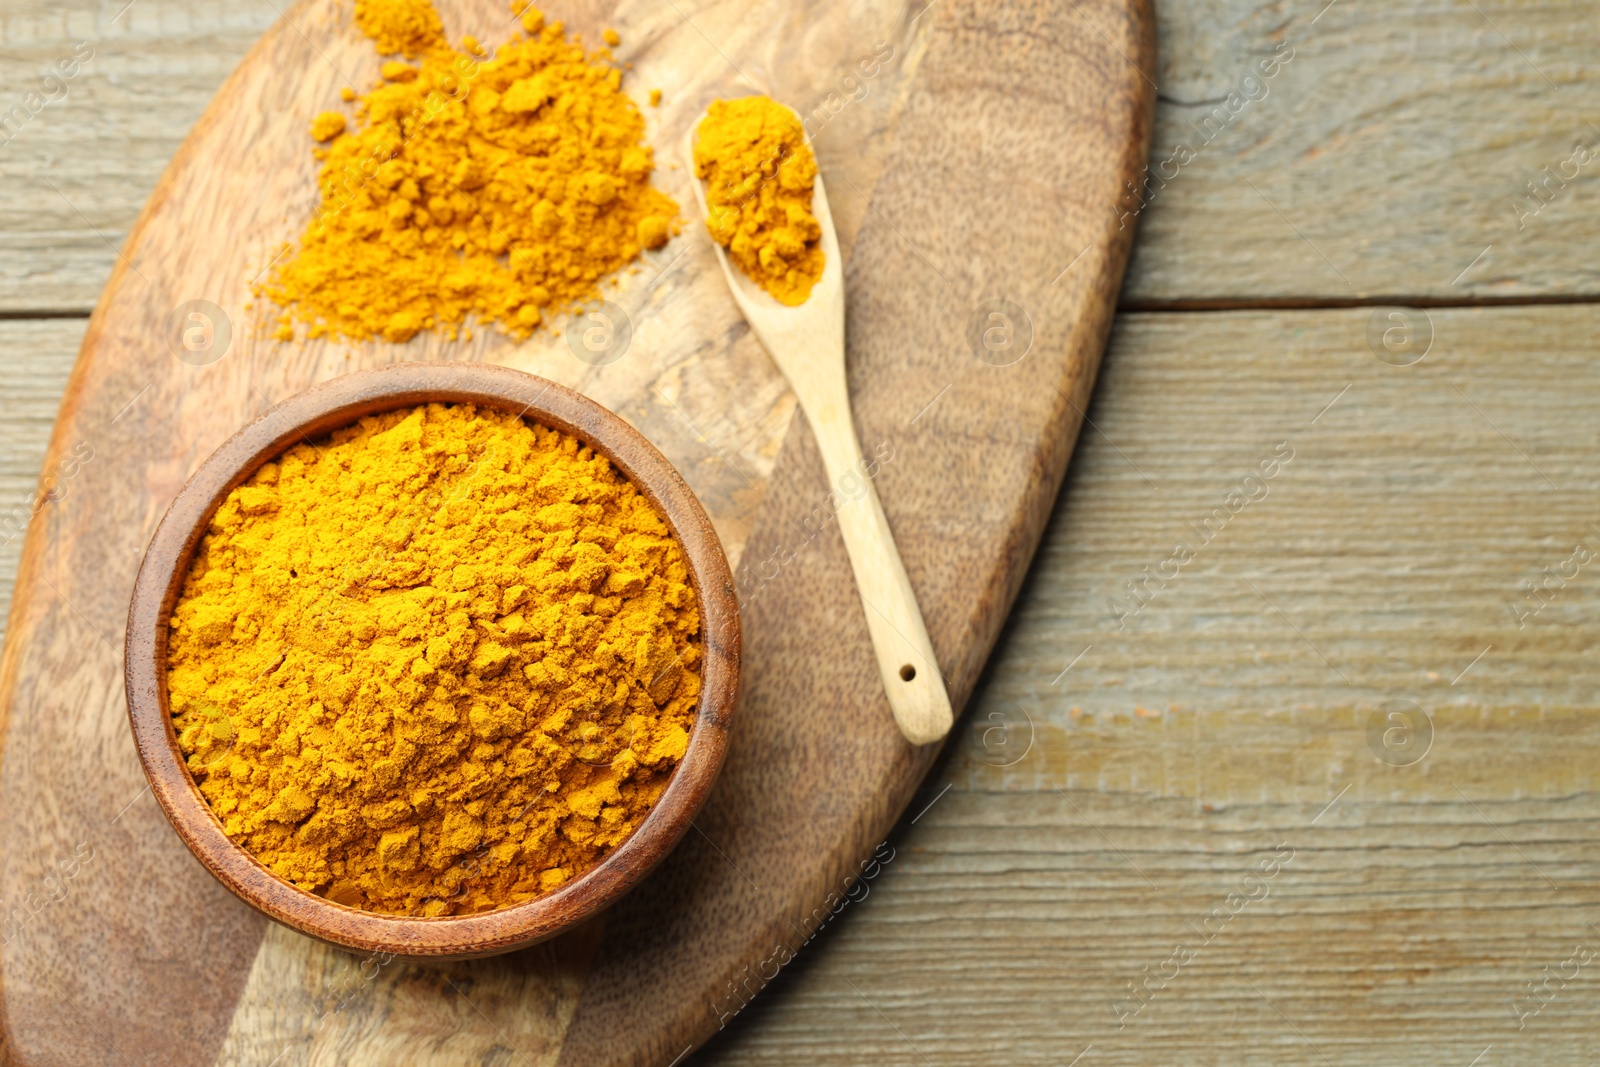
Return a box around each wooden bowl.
[124,362,740,960]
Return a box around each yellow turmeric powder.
[354,0,443,58]
[260,1,676,343]
[693,96,824,306]
[167,404,701,915]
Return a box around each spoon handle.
[802,392,953,745]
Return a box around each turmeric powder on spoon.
[692,96,825,306]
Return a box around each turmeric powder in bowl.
[165,403,701,916]
[692,96,825,306]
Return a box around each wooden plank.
[0,319,82,649]
[700,737,1600,1067]
[0,2,277,312]
[4,306,1599,1061]
[7,0,1600,310]
[0,0,1152,1064]
[1124,0,1600,303]
[696,304,1600,1066]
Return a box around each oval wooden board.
[0,0,1152,1063]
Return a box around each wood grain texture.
[0,1,278,313]
[9,300,1600,1063]
[0,0,1150,1064]
[1124,0,1600,303]
[696,305,1600,1066]
[7,0,1600,309]
[11,0,1596,1063]
[0,320,82,649]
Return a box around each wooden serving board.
[0,0,1152,1063]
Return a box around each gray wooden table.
[5,1,1600,1064]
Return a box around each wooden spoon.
[685,111,953,745]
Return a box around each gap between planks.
[15,294,1600,327]
[18,290,1600,327]
[1121,292,1600,312]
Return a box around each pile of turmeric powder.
[167,404,702,915]
[259,0,676,343]
[693,96,825,306]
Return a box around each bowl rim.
[125,361,740,960]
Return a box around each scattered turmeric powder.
[354,0,443,58]
[260,0,677,344]
[309,111,346,143]
[693,96,824,306]
[167,404,702,915]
